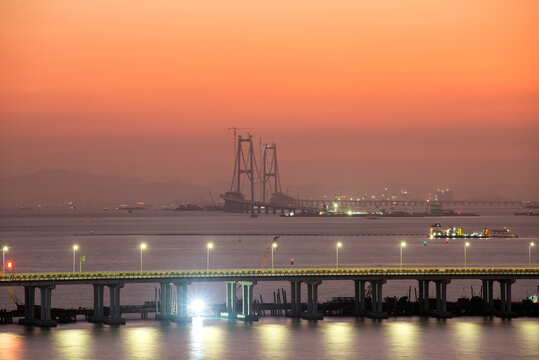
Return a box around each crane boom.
[258,236,280,268]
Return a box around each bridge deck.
[2,267,538,286]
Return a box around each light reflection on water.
[55,329,91,360]
[0,318,538,360]
[388,322,419,359]
[0,333,23,360]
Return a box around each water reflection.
[189,317,224,360]
[258,323,288,357]
[55,329,90,360]
[453,321,480,357]
[388,321,418,358]
[123,327,158,359]
[322,322,353,358]
[0,333,23,360]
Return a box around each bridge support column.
[18,286,36,325]
[104,284,125,325]
[497,279,515,318]
[287,281,303,318]
[173,282,192,323]
[88,284,105,323]
[302,281,323,320]
[221,281,237,319]
[238,281,258,322]
[367,281,387,319]
[35,285,56,327]
[156,282,174,321]
[417,280,425,315]
[352,280,366,316]
[433,280,451,318]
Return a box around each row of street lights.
[1,241,536,274]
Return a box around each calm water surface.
[0,210,538,359]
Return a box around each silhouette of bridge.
[220,134,530,214]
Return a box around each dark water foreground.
[1,316,538,360]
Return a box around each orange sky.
[1,1,538,196]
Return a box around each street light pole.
[336,242,342,269]
[72,245,78,273]
[400,242,406,268]
[207,242,213,271]
[140,243,147,272]
[271,242,277,270]
[2,246,7,275]
[464,242,467,267]
[530,242,535,267]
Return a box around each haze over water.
[1,209,538,359]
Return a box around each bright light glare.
[73,245,79,250]
[140,243,147,250]
[2,246,7,252]
[189,299,207,315]
[207,242,214,249]
[401,242,406,247]
[337,242,342,248]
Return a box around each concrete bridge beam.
[156,282,174,321]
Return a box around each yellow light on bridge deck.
[465,242,470,247]
[73,245,79,250]
[207,242,214,249]
[401,242,406,247]
[272,242,278,248]
[337,242,342,248]
[140,243,147,250]
[2,246,7,252]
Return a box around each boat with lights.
[428,222,518,239]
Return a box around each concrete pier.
[367,281,388,319]
[104,284,125,325]
[352,280,366,316]
[482,279,495,315]
[18,286,36,325]
[88,284,105,323]
[497,279,515,318]
[221,281,238,319]
[432,280,452,318]
[237,281,258,321]
[34,285,56,327]
[302,281,323,320]
[173,282,192,323]
[287,280,303,318]
[155,282,174,321]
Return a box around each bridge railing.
[1,267,539,283]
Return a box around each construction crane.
[5,287,22,306]
[258,236,280,268]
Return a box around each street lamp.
[72,245,79,273]
[464,242,470,267]
[2,246,7,275]
[530,242,535,267]
[271,242,278,270]
[207,242,213,271]
[400,242,406,268]
[140,243,147,272]
[336,242,342,269]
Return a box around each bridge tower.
[227,134,256,213]
[262,143,282,203]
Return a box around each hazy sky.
[1,1,538,197]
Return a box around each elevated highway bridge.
[2,267,538,326]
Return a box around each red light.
[6,261,13,269]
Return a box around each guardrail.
[1,267,538,283]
